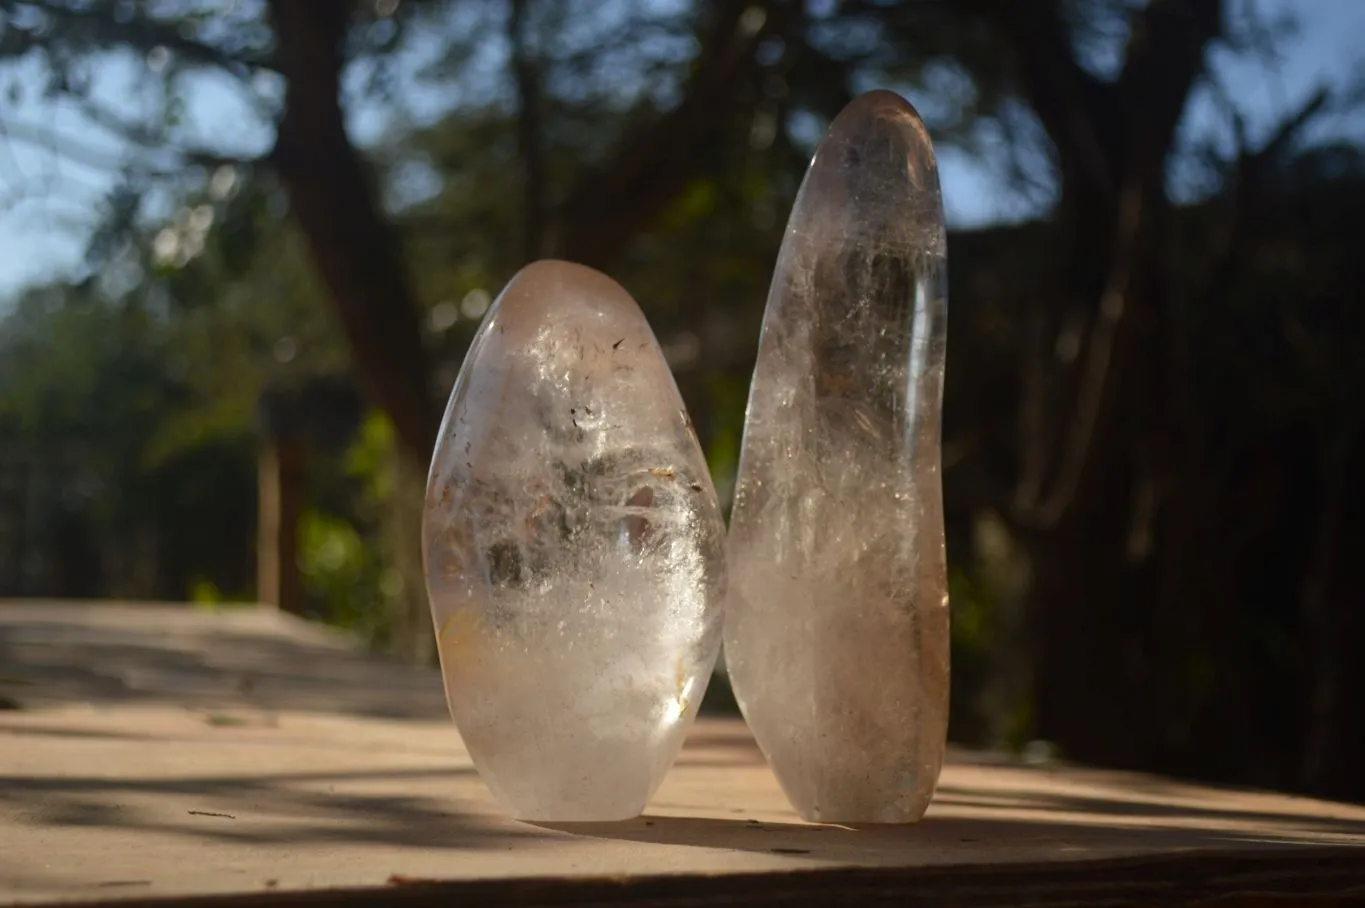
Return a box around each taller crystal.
[724,91,949,823]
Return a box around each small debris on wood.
[187,810,236,819]
[770,847,811,855]
[205,713,248,727]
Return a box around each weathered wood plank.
[2,602,1363,907]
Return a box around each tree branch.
[1116,0,1223,184]
[969,0,1116,198]
[0,117,251,178]
[1196,83,1333,373]
[1008,0,1224,528]
[1032,177,1144,526]
[559,0,803,267]
[10,0,274,77]
[1241,85,1330,180]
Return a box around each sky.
[0,0,1363,304]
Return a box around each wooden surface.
[2,601,1364,907]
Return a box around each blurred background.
[0,0,1362,802]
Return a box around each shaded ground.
[0,601,447,719]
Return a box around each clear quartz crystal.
[724,91,950,824]
[422,260,727,822]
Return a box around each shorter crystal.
[422,260,727,822]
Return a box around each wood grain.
[2,602,1363,907]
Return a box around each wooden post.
[257,439,307,614]
[255,376,362,616]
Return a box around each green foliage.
[948,566,993,655]
[703,371,749,516]
[345,410,400,506]
[0,282,257,598]
[293,410,422,652]
[297,508,390,645]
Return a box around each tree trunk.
[1299,416,1365,800]
[978,0,1224,768]
[509,0,547,263]
[256,440,307,615]
[267,0,438,466]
